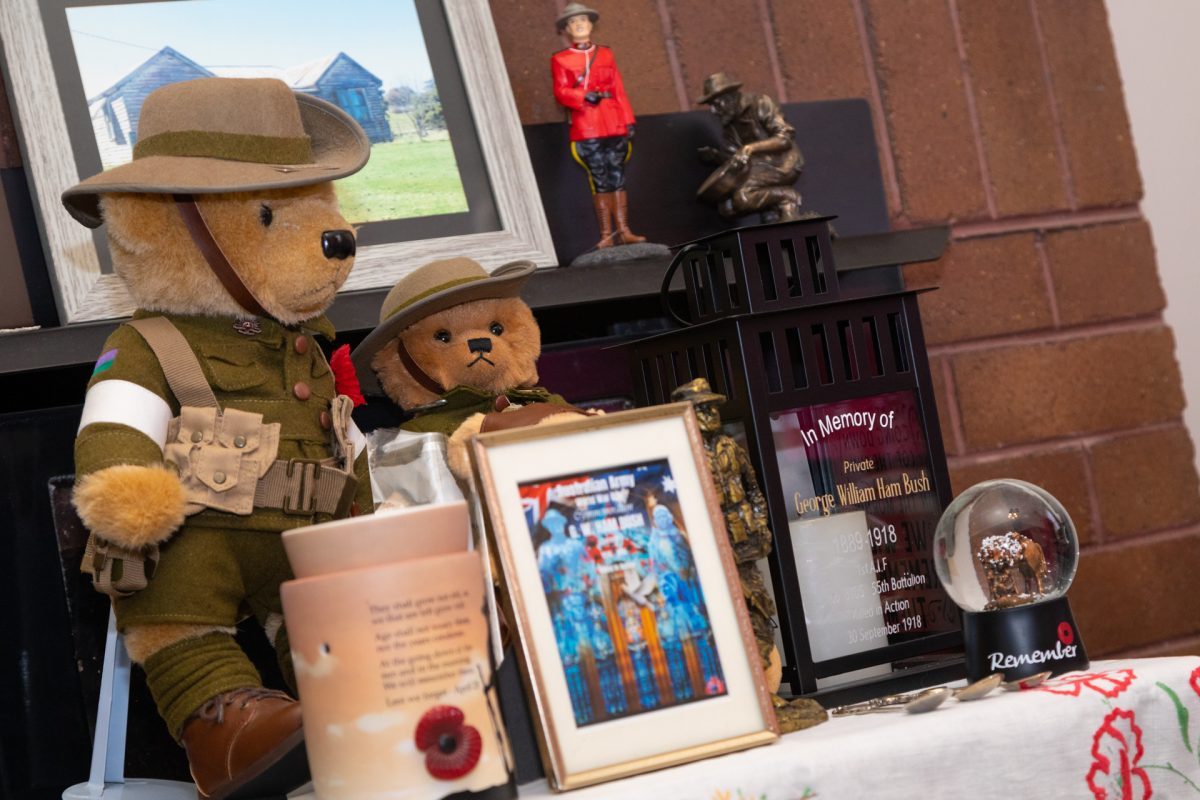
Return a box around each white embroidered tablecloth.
[510,657,1200,800]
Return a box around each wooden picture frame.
[0,0,554,324]
[472,404,777,791]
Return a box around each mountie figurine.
[696,71,805,223]
[551,2,645,251]
[672,378,826,733]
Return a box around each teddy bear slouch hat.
[62,77,370,228]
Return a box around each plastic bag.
[366,427,465,509]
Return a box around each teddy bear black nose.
[468,338,493,354]
[321,230,356,260]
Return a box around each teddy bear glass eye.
[490,322,504,336]
[259,204,273,227]
[435,330,451,343]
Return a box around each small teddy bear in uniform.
[63,78,374,800]
[352,257,586,478]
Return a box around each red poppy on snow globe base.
[416,705,483,780]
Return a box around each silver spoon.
[953,672,1003,701]
[829,685,952,716]
[901,685,953,713]
[1001,670,1052,691]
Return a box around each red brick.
[1045,221,1165,326]
[665,0,777,107]
[0,64,19,169]
[770,0,871,102]
[949,448,1095,545]
[930,356,960,457]
[586,0,681,115]
[1070,531,1200,655]
[905,234,1053,345]
[953,328,1185,450]
[1034,0,1142,207]
[957,0,1068,216]
[491,0,564,124]
[865,0,988,222]
[1089,427,1200,539]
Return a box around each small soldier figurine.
[551,2,646,250]
[672,378,826,732]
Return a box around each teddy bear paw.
[73,463,188,550]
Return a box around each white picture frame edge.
[0,0,556,324]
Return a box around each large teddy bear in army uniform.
[63,78,374,800]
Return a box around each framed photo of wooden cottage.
[471,404,777,791]
[0,0,554,323]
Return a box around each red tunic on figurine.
[551,44,634,141]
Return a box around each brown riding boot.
[181,687,309,800]
[613,189,646,244]
[592,192,617,249]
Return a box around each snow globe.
[934,479,1088,681]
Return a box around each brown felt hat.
[697,72,744,105]
[62,77,370,228]
[556,2,599,30]
[351,257,536,395]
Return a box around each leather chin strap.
[395,337,445,398]
[174,194,270,318]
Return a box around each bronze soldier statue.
[672,378,825,732]
[696,72,804,223]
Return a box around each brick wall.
[493,0,1200,658]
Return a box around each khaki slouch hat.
[62,77,370,228]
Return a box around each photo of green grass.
[335,115,469,224]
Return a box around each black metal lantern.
[628,217,963,705]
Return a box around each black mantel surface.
[0,100,947,798]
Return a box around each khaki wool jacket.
[75,310,373,532]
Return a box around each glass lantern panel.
[768,389,958,685]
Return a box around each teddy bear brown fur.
[101,185,353,325]
[349,256,600,489]
[369,295,543,411]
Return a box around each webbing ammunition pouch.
[166,405,281,515]
[81,536,159,598]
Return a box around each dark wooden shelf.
[0,226,946,386]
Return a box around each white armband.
[78,379,173,450]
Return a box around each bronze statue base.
[773,695,828,733]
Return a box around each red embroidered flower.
[330,344,366,407]
[1038,669,1137,699]
[1086,707,1151,800]
[1190,665,1200,700]
[415,705,482,781]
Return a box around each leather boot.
[592,192,617,249]
[613,189,646,244]
[181,687,309,800]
